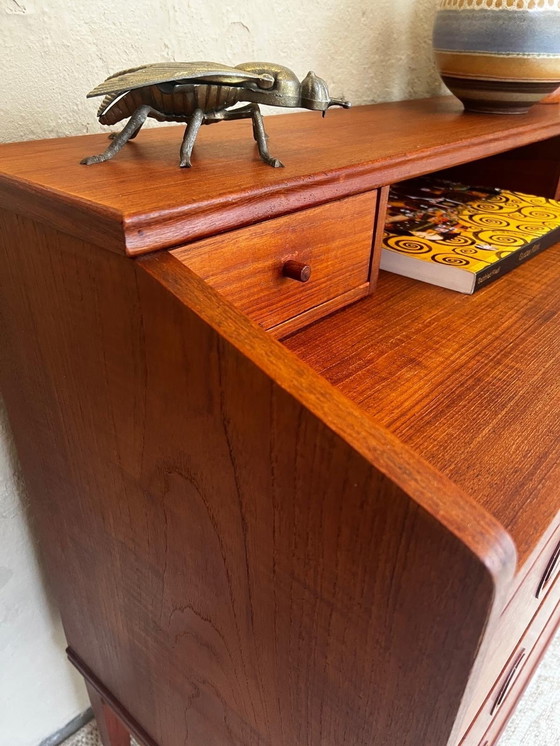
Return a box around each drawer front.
[459,520,560,734]
[171,192,377,333]
[458,575,560,745]
[473,601,560,746]
[501,524,560,636]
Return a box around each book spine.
[474,227,560,292]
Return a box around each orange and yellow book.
[381,177,560,294]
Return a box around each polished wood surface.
[267,283,370,340]
[171,192,375,333]
[284,245,560,571]
[2,98,560,255]
[2,96,559,746]
[0,210,514,746]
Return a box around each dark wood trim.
[69,649,158,746]
[368,184,390,293]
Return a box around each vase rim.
[439,0,560,11]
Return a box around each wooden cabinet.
[0,97,559,746]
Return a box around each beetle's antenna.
[323,99,351,117]
[329,98,351,109]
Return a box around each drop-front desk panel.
[0,97,558,746]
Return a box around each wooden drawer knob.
[282,260,311,283]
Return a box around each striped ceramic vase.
[433,0,560,114]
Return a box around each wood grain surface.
[0,211,515,746]
[284,245,560,572]
[4,92,557,746]
[2,98,560,255]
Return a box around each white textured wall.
[0,407,88,746]
[0,1,442,744]
[1,0,443,142]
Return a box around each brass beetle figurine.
[81,61,350,169]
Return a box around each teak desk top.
[1,96,560,255]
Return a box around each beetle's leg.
[108,123,142,141]
[217,104,268,137]
[80,105,155,165]
[179,109,204,168]
[248,104,283,168]
[212,105,281,168]
[207,105,253,122]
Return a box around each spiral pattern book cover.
[381,177,560,293]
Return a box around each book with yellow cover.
[380,177,560,293]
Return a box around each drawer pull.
[282,260,311,283]
[536,540,560,599]
[490,649,526,716]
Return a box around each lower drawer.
[476,602,560,746]
[458,575,560,746]
[459,522,560,736]
[171,192,378,336]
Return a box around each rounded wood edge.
[121,178,377,257]
[138,251,518,591]
[0,174,126,255]
[2,97,560,260]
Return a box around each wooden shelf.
[2,97,560,255]
[284,241,560,571]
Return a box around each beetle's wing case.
[87,62,274,98]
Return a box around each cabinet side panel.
[0,211,497,746]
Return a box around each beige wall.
[2,0,443,143]
[0,1,442,743]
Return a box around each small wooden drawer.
[171,192,377,337]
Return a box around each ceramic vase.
[433,0,560,114]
